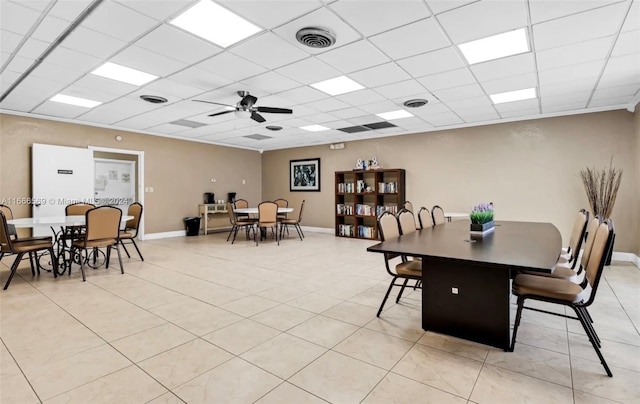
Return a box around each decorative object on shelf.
[355,159,364,170]
[370,156,381,169]
[290,158,321,192]
[469,202,494,236]
[579,158,622,264]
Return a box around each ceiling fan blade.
[257,106,293,114]
[250,111,266,123]
[193,99,234,107]
[208,110,235,117]
[240,94,258,108]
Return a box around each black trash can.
[184,217,201,236]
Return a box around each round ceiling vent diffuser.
[403,99,429,108]
[140,95,168,104]
[296,27,336,48]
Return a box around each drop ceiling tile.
[61,26,128,59]
[357,100,400,114]
[538,59,605,86]
[593,83,640,100]
[611,30,640,57]
[621,0,639,32]
[330,107,368,119]
[349,62,411,88]
[369,18,450,59]
[0,2,41,35]
[409,103,453,117]
[141,78,204,99]
[240,71,301,94]
[536,36,614,71]
[48,0,92,22]
[0,52,12,71]
[480,73,537,95]
[588,95,630,108]
[15,74,66,99]
[317,40,390,74]
[373,79,430,100]
[274,57,340,85]
[13,0,52,13]
[430,83,485,102]
[396,47,465,78]
[418,67,476,91]
[529,0,622,24]
[499,106,541,119]
[538,77,598,97]
[3,54,34,75]
[346,114,384,125]
[83,1,158,42]
[218,0,321,29]
[437,0,528,44]
[116,0,193,22]
[541,91,591,108]
[493,98,539,113]
[541,101,588,114]
[335,89,386,106]
[304,112,339,124]
[597,68,640,89]
[424,112,464,126]
[32,100,92,119]
[29,61,85,85]
[446,96,493,112]
[198,52,267,82]
[287,104,317,118]
[471,53,535,82]
[323,119,358,129]
[145,123,191,134]
[45,46,102,72]
[168,66,234,90]
[76,97,163,124]
[230,32,308,70]
[0,90,43,111]
[112,45,188,76]
[1,29,22,54]
[15,38,49,59]
[425,0,477,15]
[272,7,361,55]
[601,53,640,76]
[459,110,500,122]
[303,97,351,112]
[532,2,629,50]
[329,0,430,37]
[277,86,328,104]
[137,25,221,65]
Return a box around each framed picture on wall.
[290,158,321,192]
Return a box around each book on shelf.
[377,182,397,193]
[357,225,375,239]
[336,204,354,215]
[337,182,355,193]
[355,204,375,216]
[338,224,354,237]
[376,204,398,216]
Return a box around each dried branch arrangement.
[579,159,623,219]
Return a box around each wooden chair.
[511,220,615,376]
[70,206,123,282]
[376,211,422,316]
[64,202,96,241]
[119,202,143,261]
[279,200,304,241]
[255,201,279,246]
[226,202,254,244]
[431,205,446,225]
[0,204,50,273]
[1,211,57,290]
[557,209,589,269]
[417,206,434,229]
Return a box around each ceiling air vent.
[296,27,336,48]
[140,95,168,104]
[403,98,428,108]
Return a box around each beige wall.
[263,110,639,253]
[0,114,262,234]
[634,106,640,255]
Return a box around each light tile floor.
[1,232,638,404]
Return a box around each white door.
[32,144,94,236]
[94,158,136,213]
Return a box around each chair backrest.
[125,203,143,236]
[226,202,237,225]
[403,201,414,213]
[579,216,602,269]
[234,199,249,209]
[432,205,446,225]
[0,204,17,238]
[582,220,614,306]
[567,209,589,257]
[258,201,277,224]
[397,209,416,235]
[0,211,15,251]
[85,206,121,242]
[274,199,288,209]
[378,211,400,242]
[296,200,305,222]
[66,202,95,216]
[418,206,434,229]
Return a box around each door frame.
[89,146,145,240]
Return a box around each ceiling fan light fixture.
[235,109,252,119]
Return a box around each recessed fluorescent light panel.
[458,28,529,65]
[490,88,537,104]
[310,76,364,96]
[170,0,262,47]
[50,94,101,108]
[91,62,157,86]
[376,110,414,120]
[300,125,330,132]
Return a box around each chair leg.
[510,295,526,352]
[79,249,87,282]
[276,225,280,246]
[573,306,612,377]
[120,240,131,258]
[377,277,397,317]
[226,225,234,242]
[130,239,144,261]
[3,253,24,290]
[106,246,111,269]
[578,307,601,347]
[294,224,303,241]
[49,247,58,278]
[396,278,409,303]
[255,224,259,246]
[114,244,124,274]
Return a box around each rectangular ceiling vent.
[169,119,207,128]
[244,134,272,140]
[364,121,397,130]
[338,125,370,133]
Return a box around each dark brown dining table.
[367,220,561,350]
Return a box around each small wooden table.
[367,220,561,350]
[199,203,228,234]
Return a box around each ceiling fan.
[194,91,293,123]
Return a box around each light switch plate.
[451,287,459,294]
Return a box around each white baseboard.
[300,226,334,234]
[143,230,186,240]
[613,252,640,268]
